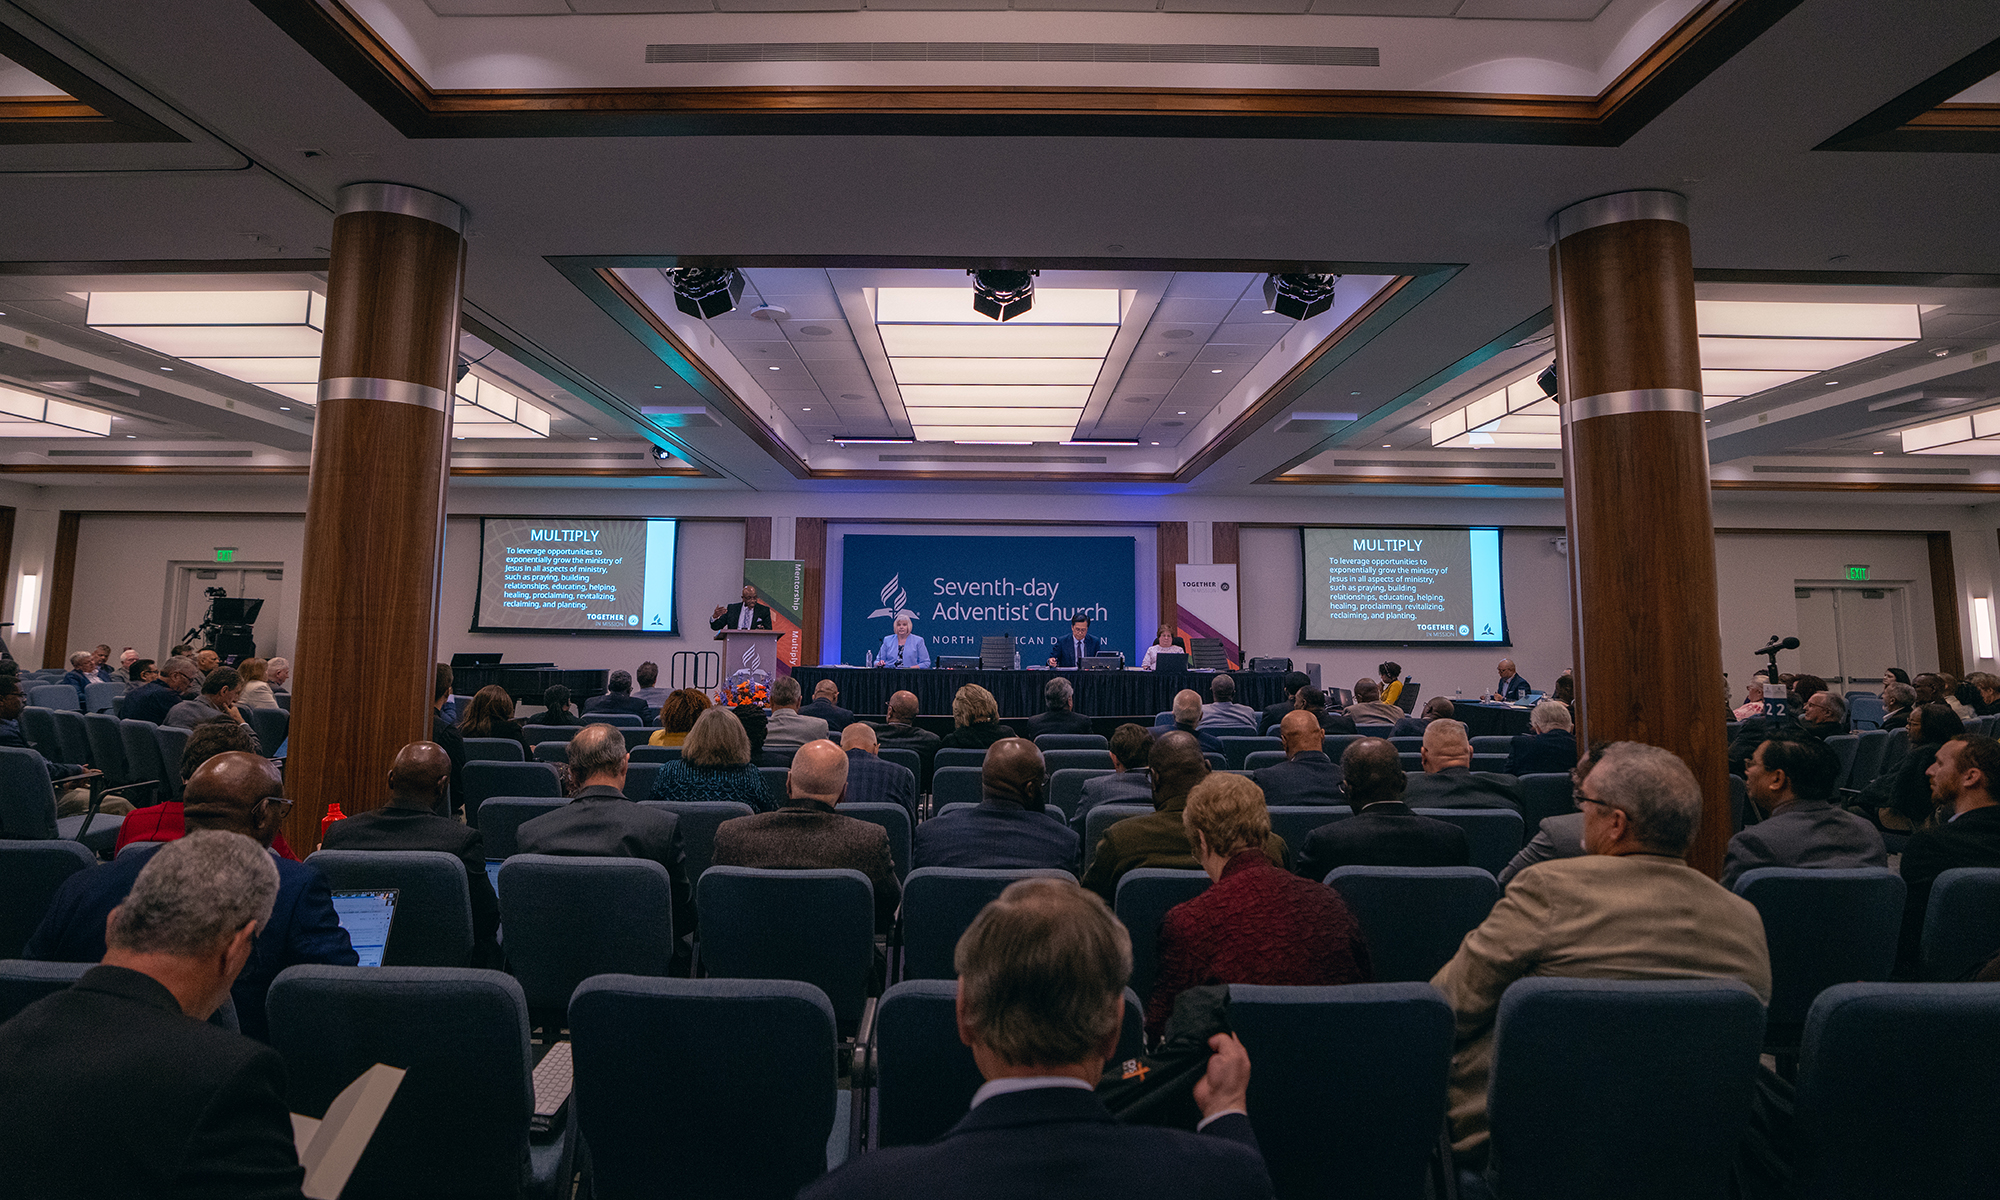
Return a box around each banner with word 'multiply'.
[840,534,1136,666]
[1175,564,1241,669]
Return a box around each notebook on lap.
[331,889,399,968]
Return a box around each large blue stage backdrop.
[840,535,1137,666]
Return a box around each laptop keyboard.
[531,1041,574,1133]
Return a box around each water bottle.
[865,648,874,669]
[1013,649,1022,670]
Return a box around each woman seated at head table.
[1139,625,1186,671]
[874,616,932,668]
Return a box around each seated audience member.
[1378,661,1405,708]
[1139,624,1186,671]
[233,658,279,711]
[1721,735,1886,889]
[194,649,221,679]
[109,647,138,682]
[1488,658,1531,703]
[1250,710,1345,806]
[430,663,466,814]
[1258,672,1310,733]
[1931,672,1976,720]
[1883,666,1911,691]
[840,722,918,820]
[124,657,157,694]
[1197,674,1259,732]
[89,644,113,682]
[633,660,670,712]
[61,650,96,703]
[939,683,1017,750]
[1856,702,1963,832]
[915,737,1079,872]
[1732,677,1770,721]
[319,742,500,965]
[711,739,901,932]
[124,655,197,725]
[28,752,358,1042]
[1970,671,2000,717]
[1897,734,2000,974]
[1296,686,1359,735]
[1404,720,1522,810]
[165,669,263,753]
[116,721,296,859]
[1727,688,1847,775]
[1149,773,1371,1038]
[516,724,692,935]
[1497,742,1609,888]
[1297,739,1469,880]
[1549,671,1576,716]
[265,657,290,694]
[1877,682,1916,731]
[582,670,650,719]
[800,877,1270,1200]
[0,676,107,802]
[1343,678,1404,726]
[459,684,530,752]
[0,831,307,1197]
[763,676,832,759]
[1074,723,1156,827]
[1023,675,1094,737]
[873,690,942,783]
[536,684,586,728]
[1148,689,1224,755]
[800,679,857,732]
[1080,732,1287,903]
[648,706,773,811]
[1430,742,1772,1166]
[650,687,710,747]
[1391,696,1452,739]
[1505,700,1578,776]
[875,615,932,670]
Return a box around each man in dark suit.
[1392,697,1453,739]
[1256,672,1310,734]
[26,752,357,1042]
[1148,689,1224,755]
[1251,710,1346,806]
[1074,723,1156,831]
[1297,739,1469,881]
[709,583,773,631]
[516,724,692,937]
[583,670,651,719]
[711,739,902,932]
[1506,700,1579,776]
[1720,735,1886,889]
[431,663,467,815]
[915,737,1079,871]
[1080,732,1288,903]
[1023,675,1094,737]
[839,722,918,820]
[123,655,199,725]
[319,741,501,965]
[1403,719,1522,811]
[1897,733,2000,974]
[874,690,942,789]
[1878,682,1915,732]
[1727,690,1848,776]
[799,679,856,732]
[1047,615,1103,669]
[1497,741,1608,888]
[0,831,308,1196]
[799,876,1272,1200]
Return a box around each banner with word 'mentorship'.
[1175,564,1241,669]
[744,559,804,672]
[840,535,1136,666]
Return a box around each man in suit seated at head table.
[915,737,1079,872]
[1403,720,1522,811]
[1296,738,1469,881]
[1048,615,1103,669]
[1250,710,1346,806]
[799,876,1274,1200]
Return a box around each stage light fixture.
[969,269,1038,322]
[1262,273,1341,321]
[670,267,745,320]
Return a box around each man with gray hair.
[1504,699,1577,776]
[712,738,901,932]
[1430,742,1771,1166]
[123,654,201,725]
[1197,674,1259,732]
[800,877,1270,1200]
[1405,719,1522,810]
[1023,675,1093,737]
[1148,688,1224,755]
[762,675,831,760]
[0,831,308,1195]
[516,723,691,933]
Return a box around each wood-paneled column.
[286,183,466,852]
[1549,190,1730,877]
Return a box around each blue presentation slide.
[1300,526,1508,644]
[472,516,679,634]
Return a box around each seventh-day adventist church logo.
[867,574,919,623]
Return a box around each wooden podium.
[716,627,787,679]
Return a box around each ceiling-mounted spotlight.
[1262,273,1341,321]
[969,269,1037,322]
[1536,362,1559,399]
[650,444,672,461]
[670,267,745,320]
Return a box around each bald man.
[712,739,901,932]
[840,722,917,820]
[872,689,942,788]
[914,737,1079,872]
[320,741,500,964]
[1250,710,1345,806]
[28,752,357,1041]
[1404,719,1523,811]
[1147,689,1225,755]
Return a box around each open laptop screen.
[331,889,398,968]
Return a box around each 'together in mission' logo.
[867,574,920,623]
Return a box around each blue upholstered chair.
[933,747,987,771]
[838,802,912,880]
[474,797,566,861]
[305,849,476,968]
[1034,733,1108,751]
[0,840,97,958]
[636,799,753,883]
[900,866,1077,980]
[1920,867,2000,982]
[1081,803,1152,871]
[696,866,875,1034]
[1326,866,1498,983]
[1517,772,1573,835]
[1041,748,1115,774]
[0,958,92,1022]
[1264,805,1350,856]
[28,685,78,712]
[463,762,561,828]
[497,855,675,1019]
[1414,807,1523,874]
[1732,867,1903,1045]
[463,736,526,763]
[1114,868,1211,1002]
[1218,736,1281,770]
[0,746,122,852]
[929,765,984,811]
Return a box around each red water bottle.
[321,802,347,839]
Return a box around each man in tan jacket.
[1430,741,1771,1166]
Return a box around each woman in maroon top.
[1146,773,1372,1038]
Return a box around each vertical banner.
[1175,564,1241,668]
[744,559,804,673]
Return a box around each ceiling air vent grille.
[1750,465,1971,477]
[647,43,1379,67]
[878,453,1108,464]
[1327,458,1557,471]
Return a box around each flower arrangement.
[718,670,770,709]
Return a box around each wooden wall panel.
[744,516,772,560]
[1930,532,1964,677]
[1158,522,1188,645]
[796,517,827,670]
[42,512,79,669]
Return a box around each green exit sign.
[1847,565,1869,581]
[215,548,235,563]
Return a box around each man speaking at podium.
[710,584,772,632]
[1047,615,1102,669]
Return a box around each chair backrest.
[1154,711,1175,727]
[1843,692,1885,729]
[1879,727,1909,777]
[1847,729,1889,788]
[1355,725,1395,740]
[1034,733,1107,751]
[461,736,525,763]
[1822,733,1861,790]
[151,725,191,800]
[628,745,680,763]
[696,866,875,1030]
[245,706,289,755]
[1082,803,1153,871]
[1470,734,1515,754]
[532,741,567,764]
[1203,752,1226,772]
[266,965,534,1200]
[0,746,57,839]
[1322,733,1364,757]
[1734,867,1904,1035]
[1230,982,1457,1200]
[1389,736,1423,752]
[1412,807,1523,874]
[50,709,94,771]
[1470,753,1511,774]
[18,706,58,754]
[0,841,97,956]
[1243,750,1286,771]
[593,712,643,727]
[620,728,654,752]
[757,765,790,809]
[877,746,920,781]
[1189,637,1228,670]
[473,797,565,860]
[1395,682,1420,712]
[118,719,169,795]
[0,958,93,1023]
[1518,772,1573,835]
[304,849,475,968]
[496,854,675,1014]
[934,747,987,771]
[82,680,123,714]
[82,712,130,785]
[1326,866,1499,983]
[461,761,561,827]
[570,975,839,1200]
[1795,981,2000,1200]
[518,723,572,746]
[930,765,984,810]
[1487,978,1767,1199]
[901,866,1077,980]
[29,685,78,712]
[1217,736,1281,770]
[638,800,754,883]
[1262,807,1348,856]
[1398,752,1422,771]
[622,761,663,801]
[1048,768,1112,818]
[1921,867,2000,982]
[1114,868,1211,1002]
[839,802,912,880]
[1041,748,1114,775]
